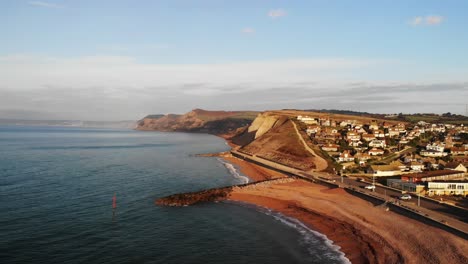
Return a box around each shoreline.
[217,137,468,264]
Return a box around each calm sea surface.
[0,126,348,264]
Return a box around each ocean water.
[0,126,348,264]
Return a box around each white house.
[369,139,386,148]
[426,143,445,152]
[368,148,384,156]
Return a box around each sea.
[0,126,349,264]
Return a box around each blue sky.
[1,1,467,120]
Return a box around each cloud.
[268,9,287,19]
[426,15,444,25]
[241,28,255,34]
[410,16,423,26]
[0,54,466,120]
[29,1,63,9]
[410,15,444,26]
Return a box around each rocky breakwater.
[156,178,295,207]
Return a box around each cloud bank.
[0,55,466,120]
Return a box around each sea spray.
[227,201,351,264]
[217,158,250,184]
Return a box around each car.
[364,185,376,190]
[400,194,412,200]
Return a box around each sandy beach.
[225,155,468,264]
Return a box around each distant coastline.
[0,119,136,129]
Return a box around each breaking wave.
[229,201,351,264]
[217,158,250,184]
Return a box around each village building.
[346,131,360,141]
[369,139,386,148]
[400,170,465,183]
[368,164,403,177]
[321,144,339,152]
[427,181,468,196]
[388,127,400,137]
[420,149,448,157]
[451,147,468,156]
[337,150,354,162]
[443,162,467,173]
[362,133,376,142]
[387,179,425,193]
[306,125,321,135]
[369,120,379,131]
[368,148,384,156]
[390,160,407,171]
[408,161,425,171]
[426,142,445,152]
[297,116,318,125]
[373,130,385,138]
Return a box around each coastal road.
[326,175,468,223]
[232,150,468,233]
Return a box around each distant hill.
[136,109,258,136]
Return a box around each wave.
[227,201,351,264]
[217,158,250,184]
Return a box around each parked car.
[400,194,412,200]
[364,185,376,190]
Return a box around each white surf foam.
[217,158,250,184]
[228,201,351,264]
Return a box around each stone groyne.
[156,178,295,206]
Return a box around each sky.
[1,0,467,121]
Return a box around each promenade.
[231,149,468,239]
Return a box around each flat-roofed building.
[401,170,465,183]
[427,181,468,196]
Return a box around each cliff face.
[232,112,326,171]
[136,109,258,136]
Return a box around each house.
[420,149,448,157]
[306,125,321,135]
[355,152,372,161]
[320,119,331,127]
[390,160,407,171]
[401,170,465,183]
[348,140,363,147]
[408,161,425,171]
[373,130,385,138]
[297,116,318,124]
[346,131,360,141]
[426,142,445,152]
[337,150,354,162]
[369,120,379,131]
[369,139,386,148]
[399,137,409,145]
[451,147,468,156]
[362,134,376,142]
[368,148,384,156]
[368,164,403,177]
[427,181,468,196]
[321,144,339,152]
[388,127,400,137]
[443,162,467,173]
